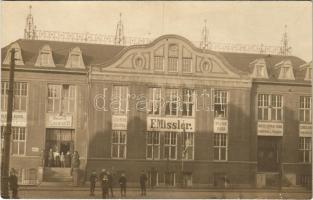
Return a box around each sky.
[1,1,312,61]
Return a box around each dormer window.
[65,47,85,69]
[276,60,295,80]
[250,59,268,79]
[305,67,312,81]
[35,45,55,67]
[3,43,24,66]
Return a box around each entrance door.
[257,137,281,172]
[45,129,74,167]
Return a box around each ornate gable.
[3,43,24,66]
[93,35,242,79]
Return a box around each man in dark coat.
[139,170,148,196]
[101,173,109,199]
[107,171,114,197]
[89,170,98,196]
[118,173,127,197]
[9,169,18,199]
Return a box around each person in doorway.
[119,173,127,197]
[107,171,114,197]
[9,168,19,199]
[101,173,109,199]
[65,151,71,168]
[53,149,60,167]
[89,170,98,196]
[60,152,65,168]
[48,148,54,167]
[139,170,147,196]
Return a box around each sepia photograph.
[0,1,312,199]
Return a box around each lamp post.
[1,48,16,198]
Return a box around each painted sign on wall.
[1,112,27,127]
[299,124,312,137]
[46,114,72,128]
[112,115,128,130]
[214,119,228,133]
[257,122,283,136]
[147,117,195,132]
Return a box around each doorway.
[257,136,281,172]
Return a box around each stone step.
[40,181,73,187]
[44,167,72,178]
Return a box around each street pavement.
[17,187,312,199]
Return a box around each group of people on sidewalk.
[89,169,148,198]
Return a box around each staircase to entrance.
[42,167,72,185]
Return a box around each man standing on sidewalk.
[119,173,127,197]
[107,171,114,198]
[89,170,98,196]
[139,170,147,196]
[9,169,18,199]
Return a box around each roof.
[1,38,310,83]
[1,39,125,68]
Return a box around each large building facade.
[1,34,311,189]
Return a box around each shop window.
[148,88,161,115]
[213,90,227,118]
[1,82,27,112]
[164,132,177,160]
[299,96,311,123]
[182,89,195,117]
[146,131,160,160]
[111,131,127,159]
[165,89,179,116]
[182,58,192,73]
[298,137,311,163]
[213,133,227,161]
[12,127,26,156]
[182,132,194,160]
[47,84,76,113]
[147,169,159,188]
[154,56,164,71]
[111,86,128,115]
[258,94,283,121]
[296,175,312,188]
[164,171,176,187]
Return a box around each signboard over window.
[112,115,127,130]
[147,117,195,132]
[299,124,312,137]
[46,114,72,128]
[214,119,228,133]
[257,122,283,136]
[1,112,27,127]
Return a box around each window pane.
[19,142,25,155]
[12,141,18,155]
[221,148,226,160]
[147,146,152,158]
[213,148,219,160]
[112,145,118,157]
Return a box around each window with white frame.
[300,96,311,123]
[281,66,290,79]
[111,86,128,115]
[182,58,192,73]
[164,132,177,160]
[146,132,160,160]
[299,137,311,163]
[168,57,178,72]
[111,131,127,159]
[255,64,265,77]
[182,89,195,117]
[70,54,80,67]
[182,132,194,160]
[213,133,227,161]
[1,82,27,112]
[257,94,283,121]
[1,126,5,152]
[47,85,61,113]
[47,84,76,113]
[148,88,161,115]
[213,90,227,118]
[40,52,50,66]
[154,56,164,71]
[165,89,179,116]
[12,127,26,156]
[164,172,176,186]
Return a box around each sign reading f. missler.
[147,117,195,132]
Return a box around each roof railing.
[32,29,287,55]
